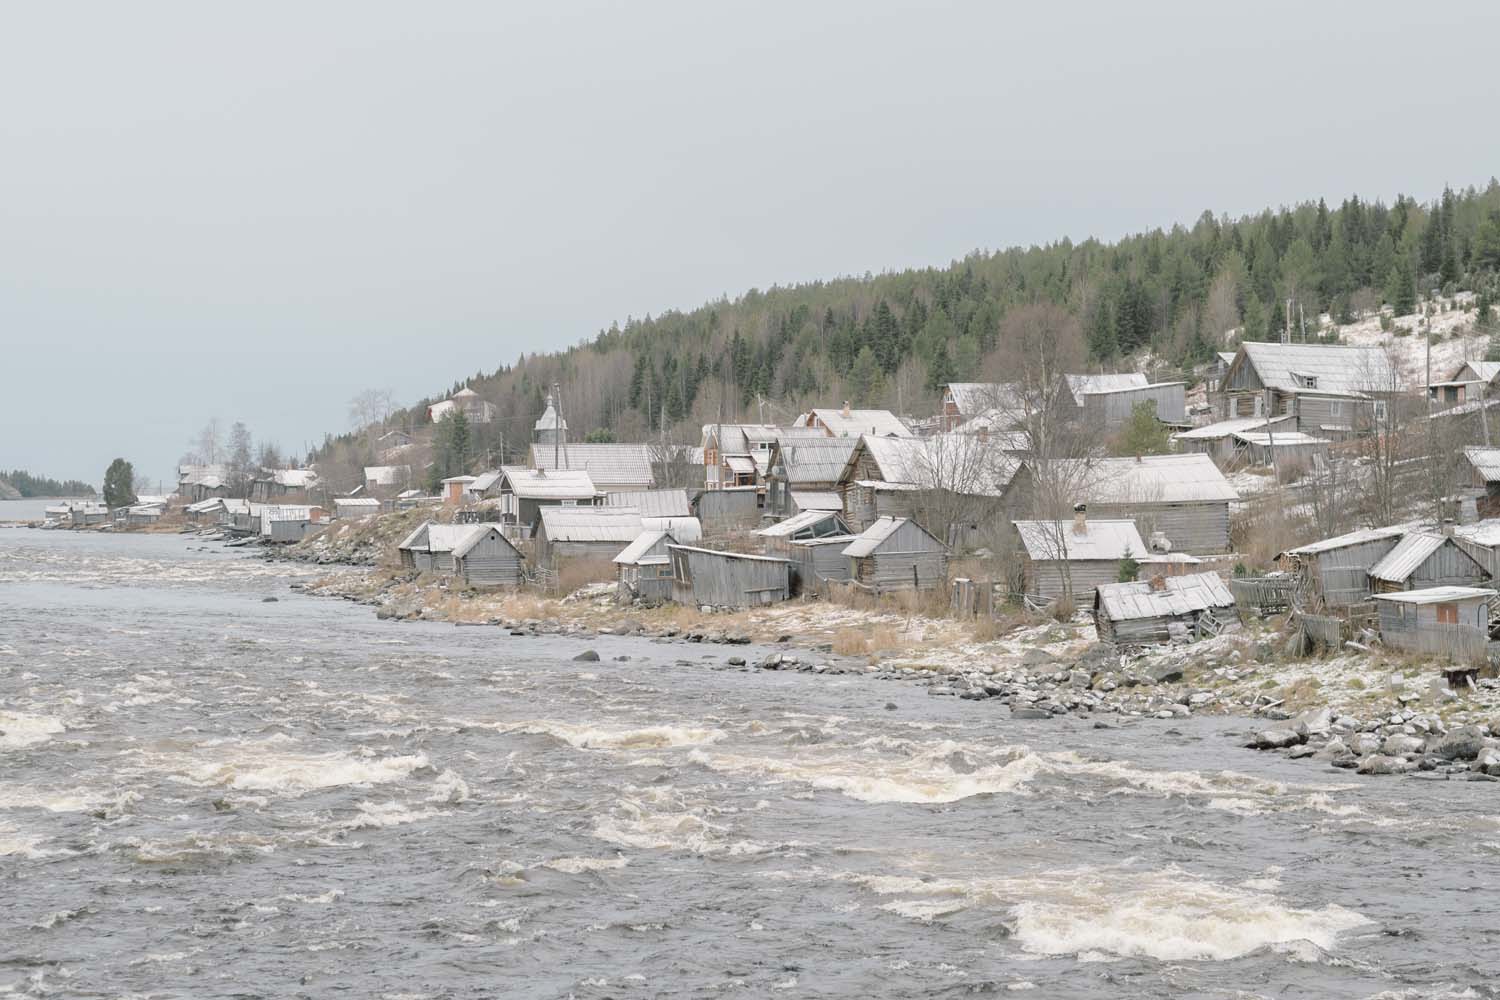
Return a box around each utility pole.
[553,381,561,471]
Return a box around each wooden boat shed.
[613,530,677,602]
[667,544,790,609]
[533,506,643,567]
[1093,571,1236,646]
[451,524,525,588]
[841,516,948,593]
[1279,523,1412,609]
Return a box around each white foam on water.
[280,889,344,904]
[510,720,727,751]
[0,785,103,813]
[688,739,1043,804]
[0,822,48,858]
[857,865,1370,962]
[540,855,628,873]
[592,785,764,855]
[344,800,441,830]
[428,769,470,803]
[1051,754,1365,819]
[0,711,65,750]
[160,740,431,795]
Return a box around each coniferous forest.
[311,182,1500,476]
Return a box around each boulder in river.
[572,650,600,662]
[1356,754,1412,775]
[1431,726,1486,761]
[1251,728,1303,750]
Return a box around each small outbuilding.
[613,530,678,603]
[451,525,525,588]
[333,497,382,520]
[1371,586,1495,664]
[694,485,762,533]
[533,506,643,567]
[786,535,855,592]
[753,509,850,555]
[1368,531,1488,594]
[668,545,790,608]
[1279,523,1413,609]
[841,516,948,593]
[398,522,495,573]
[1014,513,1148,604]
[1093,571,1236,646]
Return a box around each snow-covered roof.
[1015,518,1147,561]
[1465,447,1500,483]
[538,505,643,542]
[666,544,788,564]
[944,382,1022,416]
[334,497,381,508]
[441,475,477,485]
[641,515,701,542]
[1372,586,1497,605]
[530,443,656,488]
[613,530,675,565]
[1172,414,1294,441]
[1094,571,1235,623]
[790,490,842,511]
[772,437,859,485]
[1234,342,1402,396]
[603,489,691,518]
[262,469,317,488]
[855,434,1020,496]
[498,466,596,499]
[1064,372,1149,401]
[1445,360,1500,383]
[1231,431,1331,448]
[1065,454,1239,504]
[1283,523,1414,556]
[364,465,408,486]
[840,516,940,558]
[800,408,912,439]
[754,509,847,539]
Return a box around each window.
[1372,400,1388,423]
[1436,603,1458,625]
[1328,400,1343,417]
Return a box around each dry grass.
[555,557,615,595]
[831,629,870,655]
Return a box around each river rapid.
[1,528,1497,999]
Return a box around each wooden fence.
[1229,577,1297,617]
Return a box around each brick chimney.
[1072,503,1087,535]
[841,400,852,418]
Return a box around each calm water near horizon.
[1,526,1497,998]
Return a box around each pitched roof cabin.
[699,424,823,489]
[1062,374,1187,432]
[429,386,496,424]
[1014,512,1148,604]
[529,442,659,494]
[763,437,859,518]
[1367,530,1488,594]
[1371,586,1495,664]
[837,433,1023,539]
[939,382,1022,431]
[398,522,523,586]
[1278,523,1413,609]
[533,506,643,568]
[487,466,597,533]
[1429,360,1500,408]
[841,516,948,593]
[1219,342,1403,438]
[667,545,790,609]
[613,530,677,603]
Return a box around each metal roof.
[1172,414,1294,441]
[1446,360,1500,383]
[1368,533,1448,583]
[530,443,655,487]
[1453,519,1500,548]
[755,509,847,538]
[725,455,757,474]
[1065,372,1149,401]
[790,534,857,548]
[1283,522,1414,556]
[452,524,518,560]
[944,382,1022,416]
[266,469,317,487]
[1464,447,1500,483]
[1015,519,1147,561]
[538,505,643,542]
[856,434,1020,496]
[534,392,567,433]
[1235,342,1402,395]
[604,489,691,518]
[841,516,941,558]
[1095,571,1235,623]
[666,544,789,564]
[363,465,408,485]
[800,408,913,439]
[499,466,597,499]
[1371,586,1497,605]
[641,516,702,542]
[334,497,381,508]
[790,490,842,511]
[425,524,492,554]
[613,530,676,565]
[773,438,859,485]
[1061,454,1239,504]
[1231,431,1331,447]
[468,471,504,494]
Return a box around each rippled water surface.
[2,528,1498,999]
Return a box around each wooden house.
[364,465,411,494]
[125,505,163,527]
[694,485,762,533]
[1173,415,1296,463]
[841,516,948,593]
[533,506,643,567]
[260,505,324,543]
[667,545,790,609]
[939,382,1022,432]
[429,386,496,424]
[786,535,855,591]
[1063,373,1187,432]
[613,530,677,603]
[1218,342,1401,438]
[333,497,382,520]
[250,469,318,502]
[699,424,820,490]
[451,525,525,587]
[1367,531,1488,593]
[1429,360,1500,408]
[441,475,477,506]
[1015,513,1148,604]
[763,437,858,518]
[1093,571,1236,646]
[398,522,491,573]
[1463,447,1500,518]
[795,405,912,439]
[487,467,597,534]
[837,433,1022,541]
[1279,523,1411,609]
[1371,586,1495,664]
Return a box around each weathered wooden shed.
[397,522,491,573]
[1050,454,1239,554]
[489,466,597,534]
[260,505,325,544]
[1230,430,1330,472]
[613,530,678,603]
[1078,381,1187,432]
[333,497,382,520]
[1015,515,1148,604]
[451,525,525,587]
[667,545,790,608]
[533,506,643,567]
[1279,524,1411,609]
[1172,414,1295,463]
[753,509,850,554]
[763,437,859,518]
[1371,586,1495,664]
[785,535,855,591]
[841,516,948,593]
[1367,532,1488,594]
[1093,571,1236,646]
[694,486,762,534]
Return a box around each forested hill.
[0,470,97,498]
[313,182,1500,472]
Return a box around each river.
[1,527,1496,999]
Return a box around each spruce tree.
[103,458,136,509]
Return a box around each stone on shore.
[1432,726,1487,761]
[1251,728,1303,750]
[572,650,600,662]
[1356,754,1412,775]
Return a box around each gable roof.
[530,443,656,488]
[1094,571,1235,623]
[538,505,643,542]
[1232,342,1402,396]
[770,437,860,485]
[851,433,1020,496]
[613,530,676,565]
[801,408,912,439]
[262,469,317,488]
[1015,518,1147,561]
[944,382,1022,416]
[1447,360,1500,384]
[1368,533,1481,584]
[1464,447,1500,483]
[1059,454,1239,504]
[499,465,597,499]
[1064,372,1149,401]
[841,516,942,558]
[452,524,519,560]
[754,508,848,539]
[604,489,691,518]
[1282,522,1414,557]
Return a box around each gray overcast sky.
[3,1,1498,487]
